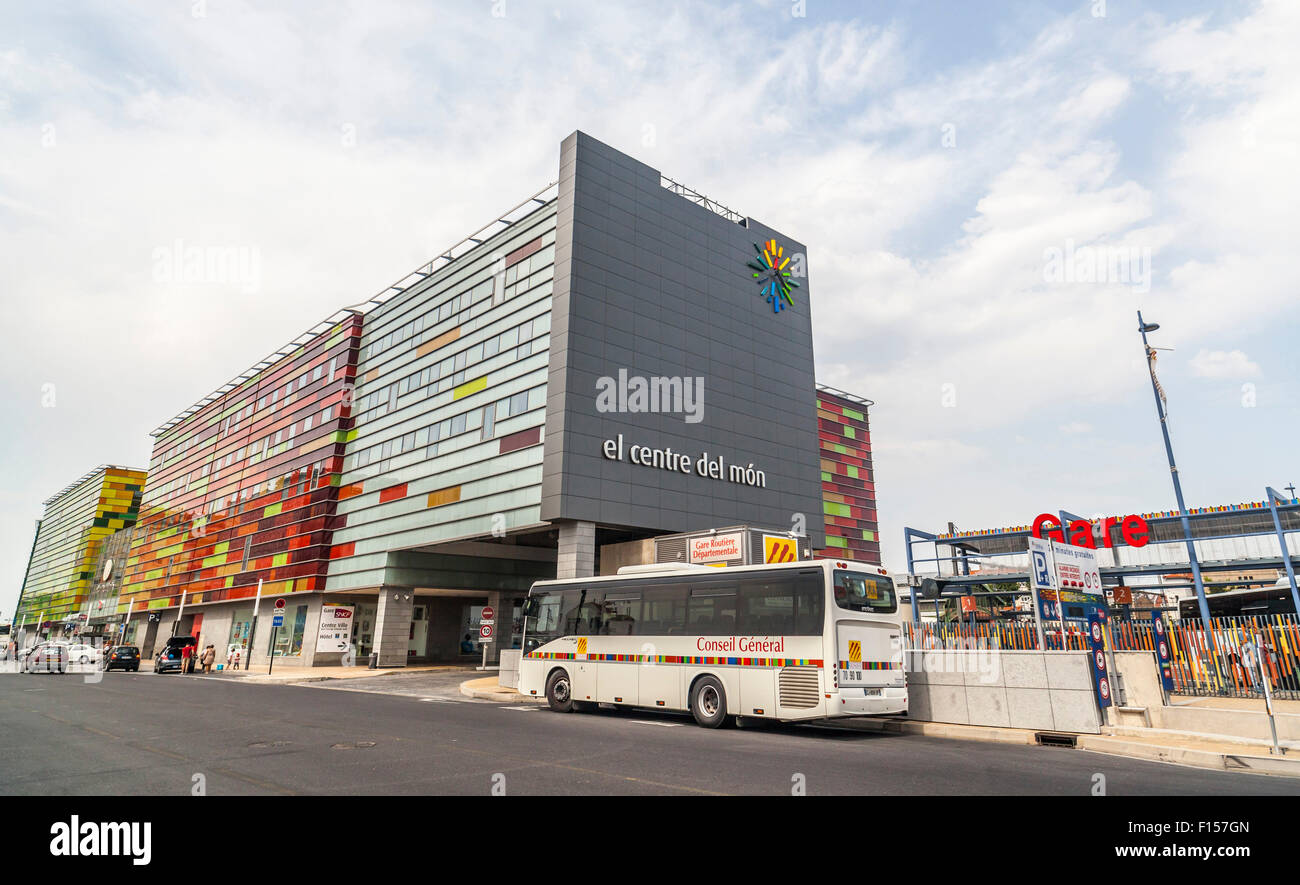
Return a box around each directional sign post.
[268,598,286,676]
[1027,536,1053,650]
[1086,612,1113,711]
[477,605,496,671]
[1152,611,1175,694]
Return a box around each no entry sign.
[480,605,495,623]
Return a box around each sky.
[1,0,1296,617]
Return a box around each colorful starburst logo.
[748,238,799,314]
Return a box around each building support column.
[556,520,596,580]
[374,586,415,668]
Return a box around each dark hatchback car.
[155,636,198,674]
[103,645,141,672]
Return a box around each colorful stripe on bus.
[525,651,824,668]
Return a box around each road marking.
[627,719,684,727]
[500,706,541,712]
[82,725,121,740]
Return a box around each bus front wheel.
[546,669,574,713]
[690,675,727,728]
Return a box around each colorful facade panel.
[119,315,363,615]
[813,388,880,565]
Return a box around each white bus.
[517,558,906,727]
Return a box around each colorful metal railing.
[1112,614,1300,700]
[902,620,1089,652]
[904,614,1300,698]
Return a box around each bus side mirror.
[522,598,539,619]
[920,578,941,600]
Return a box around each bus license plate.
[863,688,882,697]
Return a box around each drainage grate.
[1034,732,1078,748]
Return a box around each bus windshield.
[833,570,896,614]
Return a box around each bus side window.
[793,575,824,634]
[641,581,688,635]
[602,592,641,635]
[737,583,794,635]
[688,587,737,636]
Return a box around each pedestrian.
[181,642,193,675]
[201,644,216,674]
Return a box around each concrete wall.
[599,538,655,575]
[1112,649,1300,741]
[499,650,521,688]
[1113,651,1164,710]
[373,588,415,667]
[904,650,1103,734]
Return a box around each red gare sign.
[1032,513,1151,549]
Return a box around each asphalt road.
[4,668,1300,796]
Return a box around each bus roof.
[529,558,888,591]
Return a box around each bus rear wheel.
[690,676,727,728]
[546,669,574,713]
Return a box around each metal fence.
[903,614,1300,700]
[902,621,1089,652]
[1112,614,1300,701]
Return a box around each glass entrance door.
[353,603,377,662]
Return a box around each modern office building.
[117,131,853,667]
[81,525,136,640]
[118,314,362,660]
[14,465,148,639]
[813,385,880,564]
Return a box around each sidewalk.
[838,716,1300,777]
[460,676,542,704]
[201,662,463,685]
[1170,694,1300,714]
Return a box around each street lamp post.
[1136,311,1214,639]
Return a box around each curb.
[838,718,1300,776]
[208,667,440,686]
[835,717,1038,745]
[217,674,340,685]
[459,679,543,704]
[1076,735,1300,777]
[1101,724,1300,752]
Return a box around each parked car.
[65,643,103,665]
[155,635,198,674]
[103,645,141,672]
[25,643,69,674]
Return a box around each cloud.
[0,0,1296,605]
[1189,349,1261,379]
[1059,422,1093,435]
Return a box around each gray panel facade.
[543,131,826,547]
